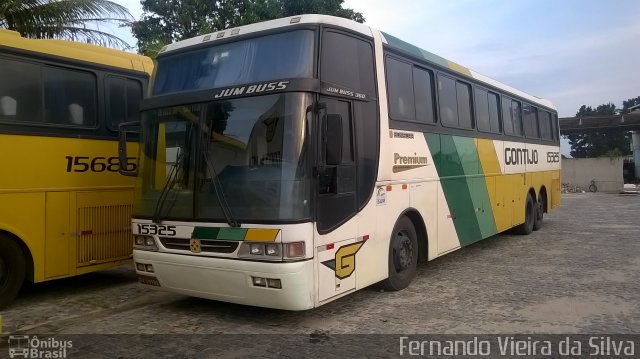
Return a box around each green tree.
[0,0,133,48]
[131,0,364,56]
[566,101,633,158]
[622,96,640,113]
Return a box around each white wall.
[561,157,624,193]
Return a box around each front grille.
[160,238,239,254]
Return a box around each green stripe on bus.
[218,228,247,241]
[426,134,497,246]
[381,32,449,69]
[192,227,220,239]
[452,137,497,239]
[192,227,247,241]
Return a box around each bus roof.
[0,29,153,74]
[159,14,554,110]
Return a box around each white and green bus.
[121,15,561,310]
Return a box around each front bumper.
[134,250,315,310]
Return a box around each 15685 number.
[65,156,136,173]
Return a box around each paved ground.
[1,193,639,356]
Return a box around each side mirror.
[118,121,140,177]
[324,114,343,166]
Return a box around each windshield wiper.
[152,149,185,223]
[200,132,240,228]
[153,120,195,223]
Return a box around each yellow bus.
[0,29,153,308]
[122,15,560,310]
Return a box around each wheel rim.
[392,230,414,273]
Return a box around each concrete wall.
[561,157,624,193]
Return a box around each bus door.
[315,97,359,302]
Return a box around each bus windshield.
[135,93,312,223]
[152,30,315,95]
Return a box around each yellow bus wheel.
[379,216,418,291]
[515,193,535,235]
[0,237,26,309]
[533,195,544,231]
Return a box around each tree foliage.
[0,0,133,49]
[622,96,640,113]
[566,100,635,158]
[131,0,365,56]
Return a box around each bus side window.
[438,74,458,127]
[106,76,143,131]
[43,66,97,127]
[523,103,539,138]
[0,58,42,123]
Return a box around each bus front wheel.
[380,216,418,291]
[515,193,535,235]
[0,236,26,309]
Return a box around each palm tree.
[0,0,133,49]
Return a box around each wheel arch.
[398,208,428,263]
[0,229,35,282]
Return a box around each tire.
[0,237,26,309]
[532,194,544,231]
[514,193,535,235]
[379,216,418,291]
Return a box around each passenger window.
[438,74,458,127]
[0,58,43,123]
[43,66,97,127]
[503,97,522,136]
[487,92,501,133]
[539,110,552,140]
[523,104,539,138]
[456,81,473,129]
[413,67,435,123]
[106,76,143,130]
[386,57,415,121]
[474,88,490,132]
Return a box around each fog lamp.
[252,277,266,287]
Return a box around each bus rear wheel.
[380,216,418,291]
[533,195,544,231]
[0,237,26,309]
[514,193,535,235]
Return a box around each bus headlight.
[134,235,158,251]
[265,243,279,256]
[239,242,306,261]
[250,243,264,255]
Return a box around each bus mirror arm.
[118,121,140,177]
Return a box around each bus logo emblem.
[190,239,202,253]
[322,242,365,279]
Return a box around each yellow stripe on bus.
[244,229,280,242]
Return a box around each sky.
[111,0,640,154]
